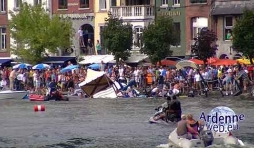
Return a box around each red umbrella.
[157,59,177,66]
[211,59,237,66]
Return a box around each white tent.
[78,69,116,97]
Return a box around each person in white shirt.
[0,79,7,90]
[194,71,202,95]
[77,27,85,47]
[133,67,140,88]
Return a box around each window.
[80,0,89,8]
[190,0,207,3]
[161,0,168,6]
[134,26,143,48]
[173,22,181,46]
[14,0,21,9]
[0,27,6,50]
[173,0,180,5]
[58,0,67,9]
[191,17,208,39]
[111,0,116,6]
[34,0,42,5]
[99,0,106,10]
[0,0,6,12]
[224,16,233,40]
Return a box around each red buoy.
[34,105,45,112]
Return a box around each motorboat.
[168,126,245,148]
[0,90,28,100]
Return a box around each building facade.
[94,0,154,54]
[0,0,9,57]
[185,0,211,56]
[7,0,52,58]
[156,0,212,58]
[210,0,254,59]
[94,0,112,55]
[156,0,186,57]
[52,0,94,56]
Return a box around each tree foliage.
[232,9,254,64]
[141,15,180,64]
[101,13,133,64]
[191,28,217,65]
[9,2,73,64]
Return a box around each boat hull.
[168,128,244,148]
[0,90,28,100]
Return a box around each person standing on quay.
[96,40,101,55]
[9,69,17,90]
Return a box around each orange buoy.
[34,105,45,112]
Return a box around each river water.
[0,96,253,148]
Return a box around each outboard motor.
[200,130,214,147]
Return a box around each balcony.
[110,5,154,20]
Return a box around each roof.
[211,1,254,15]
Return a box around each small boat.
[168,127,244,148]
[0,90,28,100]
[29,94,45,101]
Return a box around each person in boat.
[167,94,182,120]
[186,114,204,139]
[48,78,57,95]
[152,95,172,122]
[176,114,192,140]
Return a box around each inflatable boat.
[0,90,28,100]
[30,94,45,101]
[168,127,244,148]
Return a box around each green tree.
[191,28,217,66]
[9,2,73,64]
[101,13,133,64]
[232,9,254,64]
[141,15,180,64]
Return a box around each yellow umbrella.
[237,58,254,65]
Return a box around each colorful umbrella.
[237,58,254,65]
[157,59,177,66]
[32,63,51,70]
[13,63,32,69]
[60,65,79,73]
[211,59,237,66]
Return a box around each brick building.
[52,0,94,56]
[210,0,254,59]
[0,0,9,57]
[185,0,212,56]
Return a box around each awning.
[79,55,114,65]
[109,55,148,64]
[211,2,254,15]
[43,56,77,66]
[125,55,148,63]
[0,59,13,66]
